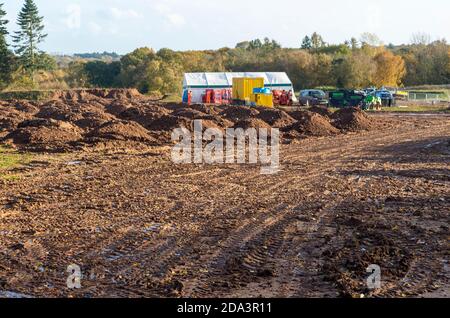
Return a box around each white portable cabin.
[182,72,297,103]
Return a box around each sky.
[2,0,450,55]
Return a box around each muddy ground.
[0,91,449,298]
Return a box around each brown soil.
[148,115,194,132]
[331,107,373,131]
[0,109,448,298]
[309,106,333,118]
[282,111,340,138]
[86,120,155,143]
[219,106,260,122]
[4,119,82,152]
[256,109,297,128]
[233,118,272,130]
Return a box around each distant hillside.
[74,52,121,60]
[52,52,121,68]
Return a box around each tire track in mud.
[2,116,448,297]
[183,203,296,297]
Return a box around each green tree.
[65,61,89,88]
[84,61,121,88]
[301,36,312,49]
[0,2,15,88]
[12,0,47,74]
[311,32,326,52]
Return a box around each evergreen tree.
[301,36,312,49]
[12,0,47,73]
[0,2,14,88]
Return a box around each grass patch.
[0,145,32,180]
[160,93,182,103]
[371,105,450,113]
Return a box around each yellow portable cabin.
[232,77,265,101]
[250,93,274,108]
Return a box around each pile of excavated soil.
[0,92,379,152]
[105,100,133,116]
[188,104,220,115]
[50,89,143,103]
[86,120,154,143]
[282,111,339,138]
[4,119,82,152]
[106,89,142,100]
[256,108,296,128]
[233,118,272,130]
[118,106,170,128]
[171,108,207,119]
[219,106,260,123]
[13,100,39,114]
[0,108,33,132]
[309,106,333,118]
[74,112,116,130]
[148,115,194,132]
[198,115,234,129]
[331,107,373,131]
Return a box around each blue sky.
[2,0,450,54]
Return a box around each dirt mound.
[256,109,296,128]
[219,106,260,123]
[86,120,154,142]
[232,118,272,130]
[118,106,170,128]
[51,90,99,103]
[159,103,186,112]
[105,100,132,116]
[36,101,111,126]
[0,107,34,132]
[74,112,116,130]
[331,107,373,131]
[282,111,339,138]
[5,119,82,152]
[198,115,234,129]
[106,89,142,100]
[13,100,39,114]
[171,108,208,119]
[309,106,333,118]
[147,115,193,132]
[188,104,220,115]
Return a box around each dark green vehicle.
[328,90,366,108]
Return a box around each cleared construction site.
[0,87,448,298]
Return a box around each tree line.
[0,1,449,95]
[0,0,55,90]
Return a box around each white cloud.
[63,4,81,29]
[152,1,186,28]
[88,22,102,35]
[166,13,185,26]
[110,8,141,19]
